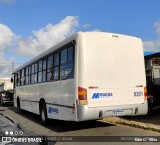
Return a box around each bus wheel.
[40,102,48,125]
[17,98,20,109]
[17,98,23,113]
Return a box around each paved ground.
[1,106,160,134]
[103,109,160,133]
[0,106,160,145]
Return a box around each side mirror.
[11,78,13,83]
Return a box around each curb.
[0,112,15,124]
[0,111,22,131]
[116,120,160,133]
[102,117,160,133]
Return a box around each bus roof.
[14,31,140,72]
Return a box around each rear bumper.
[76,101,148,121]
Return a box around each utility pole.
[12,60,14,74]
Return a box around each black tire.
[17,98,24,113]
[0,97,3,106]
[40,102,49,125]
[17,98,20,109]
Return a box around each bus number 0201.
[134,92,143,97]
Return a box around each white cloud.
[82,23,90,29]
[0,24,15,77]
[143,22,160,52]
[0,16,79,77]
[0,53,13,77]
[16,16,79,56]
[0,24,15,50]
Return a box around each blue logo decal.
[92,93,113,99]
[48,107,58,114]
[134,91,143,97]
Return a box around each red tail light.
[144,87,147,100]
[78,87,87,105]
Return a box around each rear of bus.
[76,32,148,121]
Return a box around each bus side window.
[38,60,42,83]
[28,66,31,84]
[42,59,47,82]
[35,62,38,83]
[60,46,74,80]
[67,46,74,79]
[31,64,35,84]
[26,67,29,85]
[47,55,53,81]
[61,49,67,64]
[53,53,59,80]
[68,46,74,62]
[17,71,21,86]
[21,68,25,85]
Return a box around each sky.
[0,0,160,77]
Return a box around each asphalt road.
[0,106,160,145]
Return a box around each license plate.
[113,110,124,116]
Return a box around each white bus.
[13,32,148,125]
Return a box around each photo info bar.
[0,136,159,143]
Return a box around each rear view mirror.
[11,78,13,83]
